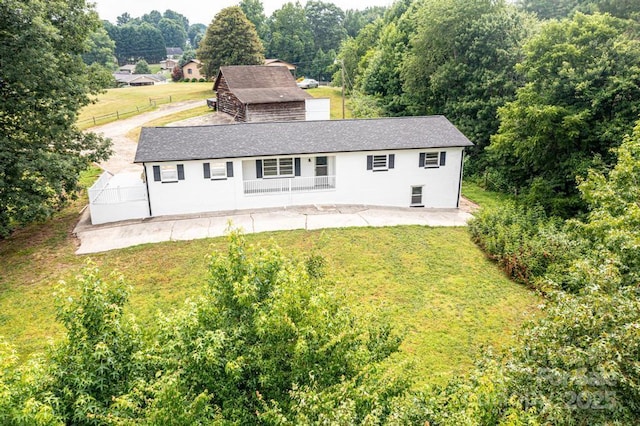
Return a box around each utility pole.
[340,59,345,119]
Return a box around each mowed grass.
[307,86,354,119]
[0,189,539,386]
[78,82,213,129]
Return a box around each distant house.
[118,64,136,74]
[182,59,204,80]
[113,73,167,87]
[160,58,178,70]
[264,58,296,73]
[213,65,320,122]
[166,47,184,59]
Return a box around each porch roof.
[134,116,474,163]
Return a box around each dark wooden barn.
[213,66,313,122]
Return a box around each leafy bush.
[468,203,578,289]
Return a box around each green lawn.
[462,180,515,210]
[307,86,354,119]
[78,82,213,129]
[0,183,539,386]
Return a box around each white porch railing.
[244,175,336,195]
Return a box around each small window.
[210,162,226,179]
[154,164,184,182]
[373,155,387,170]
[161,165,178,181]
[187,68,193,75]
[424,153,439,168]
[411,186,423,206]
[367,154,394,171]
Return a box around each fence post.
[169,95,172,103]
[116,111,119,120]
[93,117,96,125]
[149,98,152,106]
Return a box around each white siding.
[145,147,464,217]
[305,98,330,121]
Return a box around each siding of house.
[182,61,203,80]
[216,75,247,121]
[143,147,464,217]
[246,101,307,122]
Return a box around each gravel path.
[89,99,224,174]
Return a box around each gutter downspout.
[456,149,465,209]
[142,162,153,217]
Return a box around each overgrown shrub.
[468,203,578,289]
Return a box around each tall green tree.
[197,6,265,79]
[0,0,111,236]
[519,0,640,19]
[403,0,532,172]
[158,17,187,48]
[305,1,347,54]
[267,2,315,75]
[240,0,269,45]
[488,12,640,216]
[82,25,117,70]
[187,23,207,49]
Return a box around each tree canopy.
[487,12,640,216]
[197,6,265,79]
[0,0,111,236]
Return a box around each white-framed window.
[373,155,388,170]
[203,161,234,179]
[420,152,446,168]
[367,154,395,171]
[152,164,184,183]
[411,185,423,206]
[425,153,439,168]
[161,165,177,181]
[263,157,294,177]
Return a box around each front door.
[315,156,328,176]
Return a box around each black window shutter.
[294,157,301,176]
[153,165,161,181]
[388,154,395,169]
[177,164,185,180]
[419,153,426,167]
[226,161,234,177]
[203,163,210,179]
[256,159,263,178]
[366,155,373,170]
[440,151,447,166]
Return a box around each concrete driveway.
[74,204,475,254]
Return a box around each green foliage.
[575,121,640,289]
[519,0,640,19]
[47,264,141,423]
[82,26,117,70]
[487,12,640,216]
[469,203,578,289]
[305,1,347,54]
[240,0,269,44]
[403,0,532,169]
[105,21,166,64]
[0,0,112,237]
[158,17,187,48]
[197,6,265,79]
[133,59,151,74]
[267,2,315,76]
[140,230,408,423]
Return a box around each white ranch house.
[88,116,473,224]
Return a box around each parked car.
[297,78,319,89]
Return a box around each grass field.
[78,82,213,129]
[0,178,539,385]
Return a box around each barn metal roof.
[134,116,474,163]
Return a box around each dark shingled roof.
[213,66,312,103]
[134,116,474,163]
